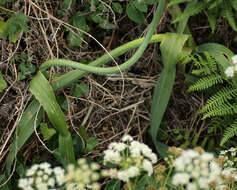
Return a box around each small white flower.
[225,66,235,77]
[104,149,121,163]
[117,170,129,182]
[142,159,153,176]
[172,173,190,185]
[187,182,197,190]
[200,152,214,161]
[47,177,55,187]
[108,142,127,152]
[231,55,237,64]
[122,134,133,142]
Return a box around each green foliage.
[0,0,13,6]
[126,2,146,24]
[187,51,237,145]
[0,12,29,42]
[104,179,121,190]
[40,123,56,141]
[221,120,237,145]
[11,53,36,81]
[169,0,237,33]
[60,0,158,46]
[0,71,7,92]
[150,33,188,157]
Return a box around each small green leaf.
[168,0,192,7]
[17,59,36,81]
[112,2,123,14]
[84,137,99,153]
[0,21,7,38]
[67,12,89,47]
[0,71,7,92]
[145,0,157,5]
[61,0,76,10]
[126,3,145,24]
[99,20,116,29]
[40,123,56,141]
[72,83,89,98]
[104,179,121,190]
[134,1,147,12]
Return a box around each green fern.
[172,1,205,23]
[170,0,237,32]
[199,86,237,113]
[223,0,237,32]
[188,74,223,92]
[186,51,237,145]
[202,103,237,119]
[221,120,237,146]
[191,52,218,75]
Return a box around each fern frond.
[202,103,237,119]
[200,86,237,113]
[223,1,237,32]
[220,120,237,146]
[172,1,205,23]
[188,74,223,92]
[191,52,218,75]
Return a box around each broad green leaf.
[72,83,89,98]
[150,33,188,157]
[126,3,145,24]
[112,2,123,14]
[29,72,75,163]
[104,179,121,190]
[6,100,43,175]
[40,123,56,141]
[0,71,7,92]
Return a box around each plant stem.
[40,0,166,90]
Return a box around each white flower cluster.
[172,149,222,190]
[103,134,157,182]
[65,158,101,190]
[225,55,237,77]
[220,147,237,168]
[218,147,237,189]
[18,162,66,190]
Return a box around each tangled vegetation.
[0,0,237,189]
